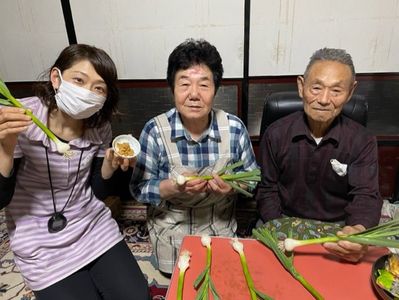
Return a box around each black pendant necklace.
[48,212,68,233]
[45,148,84,233]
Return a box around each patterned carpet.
[0,200,170,300]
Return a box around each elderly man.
[131,39,257,274]
[256,48,382,262]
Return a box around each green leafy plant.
[194,235,220,300]
[376,269,399,297]
[253,227,324,300]
[283,219,399,251]
[176,160,260,197]
[0,79,70,155]
[231,238,273,300]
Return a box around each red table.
[166,235,388,300]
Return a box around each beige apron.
[149,109,237,273]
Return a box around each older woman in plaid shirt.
[130,39,258,275]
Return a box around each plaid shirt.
[131,108,258,206]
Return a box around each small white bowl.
[112,134,141,159]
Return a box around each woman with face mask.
[0,44,149,299]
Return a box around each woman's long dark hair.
[34,44,119,128]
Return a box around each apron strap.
[214,109,231,170]
[154,113,182,167]
[154,109,231,169]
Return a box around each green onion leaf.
[195,280,207,300]
[254,287,273,300]
[253,227,324,300]
[193,267,208,289]
[217,160,245,175]
[194,236,220,300]
[0,80,13,99]
[227,181,254,197]
[281,219,399,251]
[183,161,261,197]
[209,279,221,300]
[0,98,12,106]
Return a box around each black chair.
[259,91,368,138]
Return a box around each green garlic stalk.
[176,161,260,197]
[253,227,324,300]
[231,238,273,300]
[177,250,191,300]
[194,235,220,300]
[0,79,70,155]
[283,218,399,251]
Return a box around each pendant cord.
[45,148,84,215]
[45,148,57,213]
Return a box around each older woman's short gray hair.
[304,48,356,81]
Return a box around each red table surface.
[166,235,388,300]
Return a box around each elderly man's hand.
[323,224,368,262]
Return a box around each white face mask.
[54,69,107,119]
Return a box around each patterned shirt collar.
[170,108,222,142]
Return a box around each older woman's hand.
[183,177,208,194]
[206,173,232,195]
[323,224,368,262]
[159,173,207,199]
